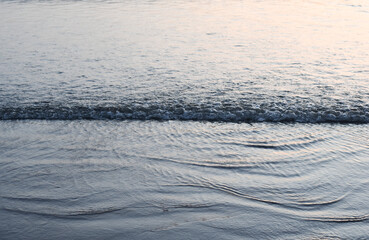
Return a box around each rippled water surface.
[1,121,369,239]
[1,0,369,239]
[0,0,369,122]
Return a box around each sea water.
[0,0,368,239]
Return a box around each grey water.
[0,0,369,239]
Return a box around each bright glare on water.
[0,0,369,239]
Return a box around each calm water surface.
[0,0,369,239]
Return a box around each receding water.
[0,0,369,239]
[1,121,369,239]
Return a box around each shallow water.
[1,0,369,239]
[0,0,369,122]
[1,121,369,239]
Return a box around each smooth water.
[0,0,369,239]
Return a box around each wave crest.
[1,104,368,123]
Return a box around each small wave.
[222,138,323,150]
[146,156,256,169]
[2,202,155,218]
[2,206,125,217]
[171,181,346,209]
[0,190,113,204]
[1,195,80,203]
[0,104,368,123]
[304,214,369,223]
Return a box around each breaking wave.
[1,103,368,123]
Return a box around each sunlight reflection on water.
[1,0,369,238]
